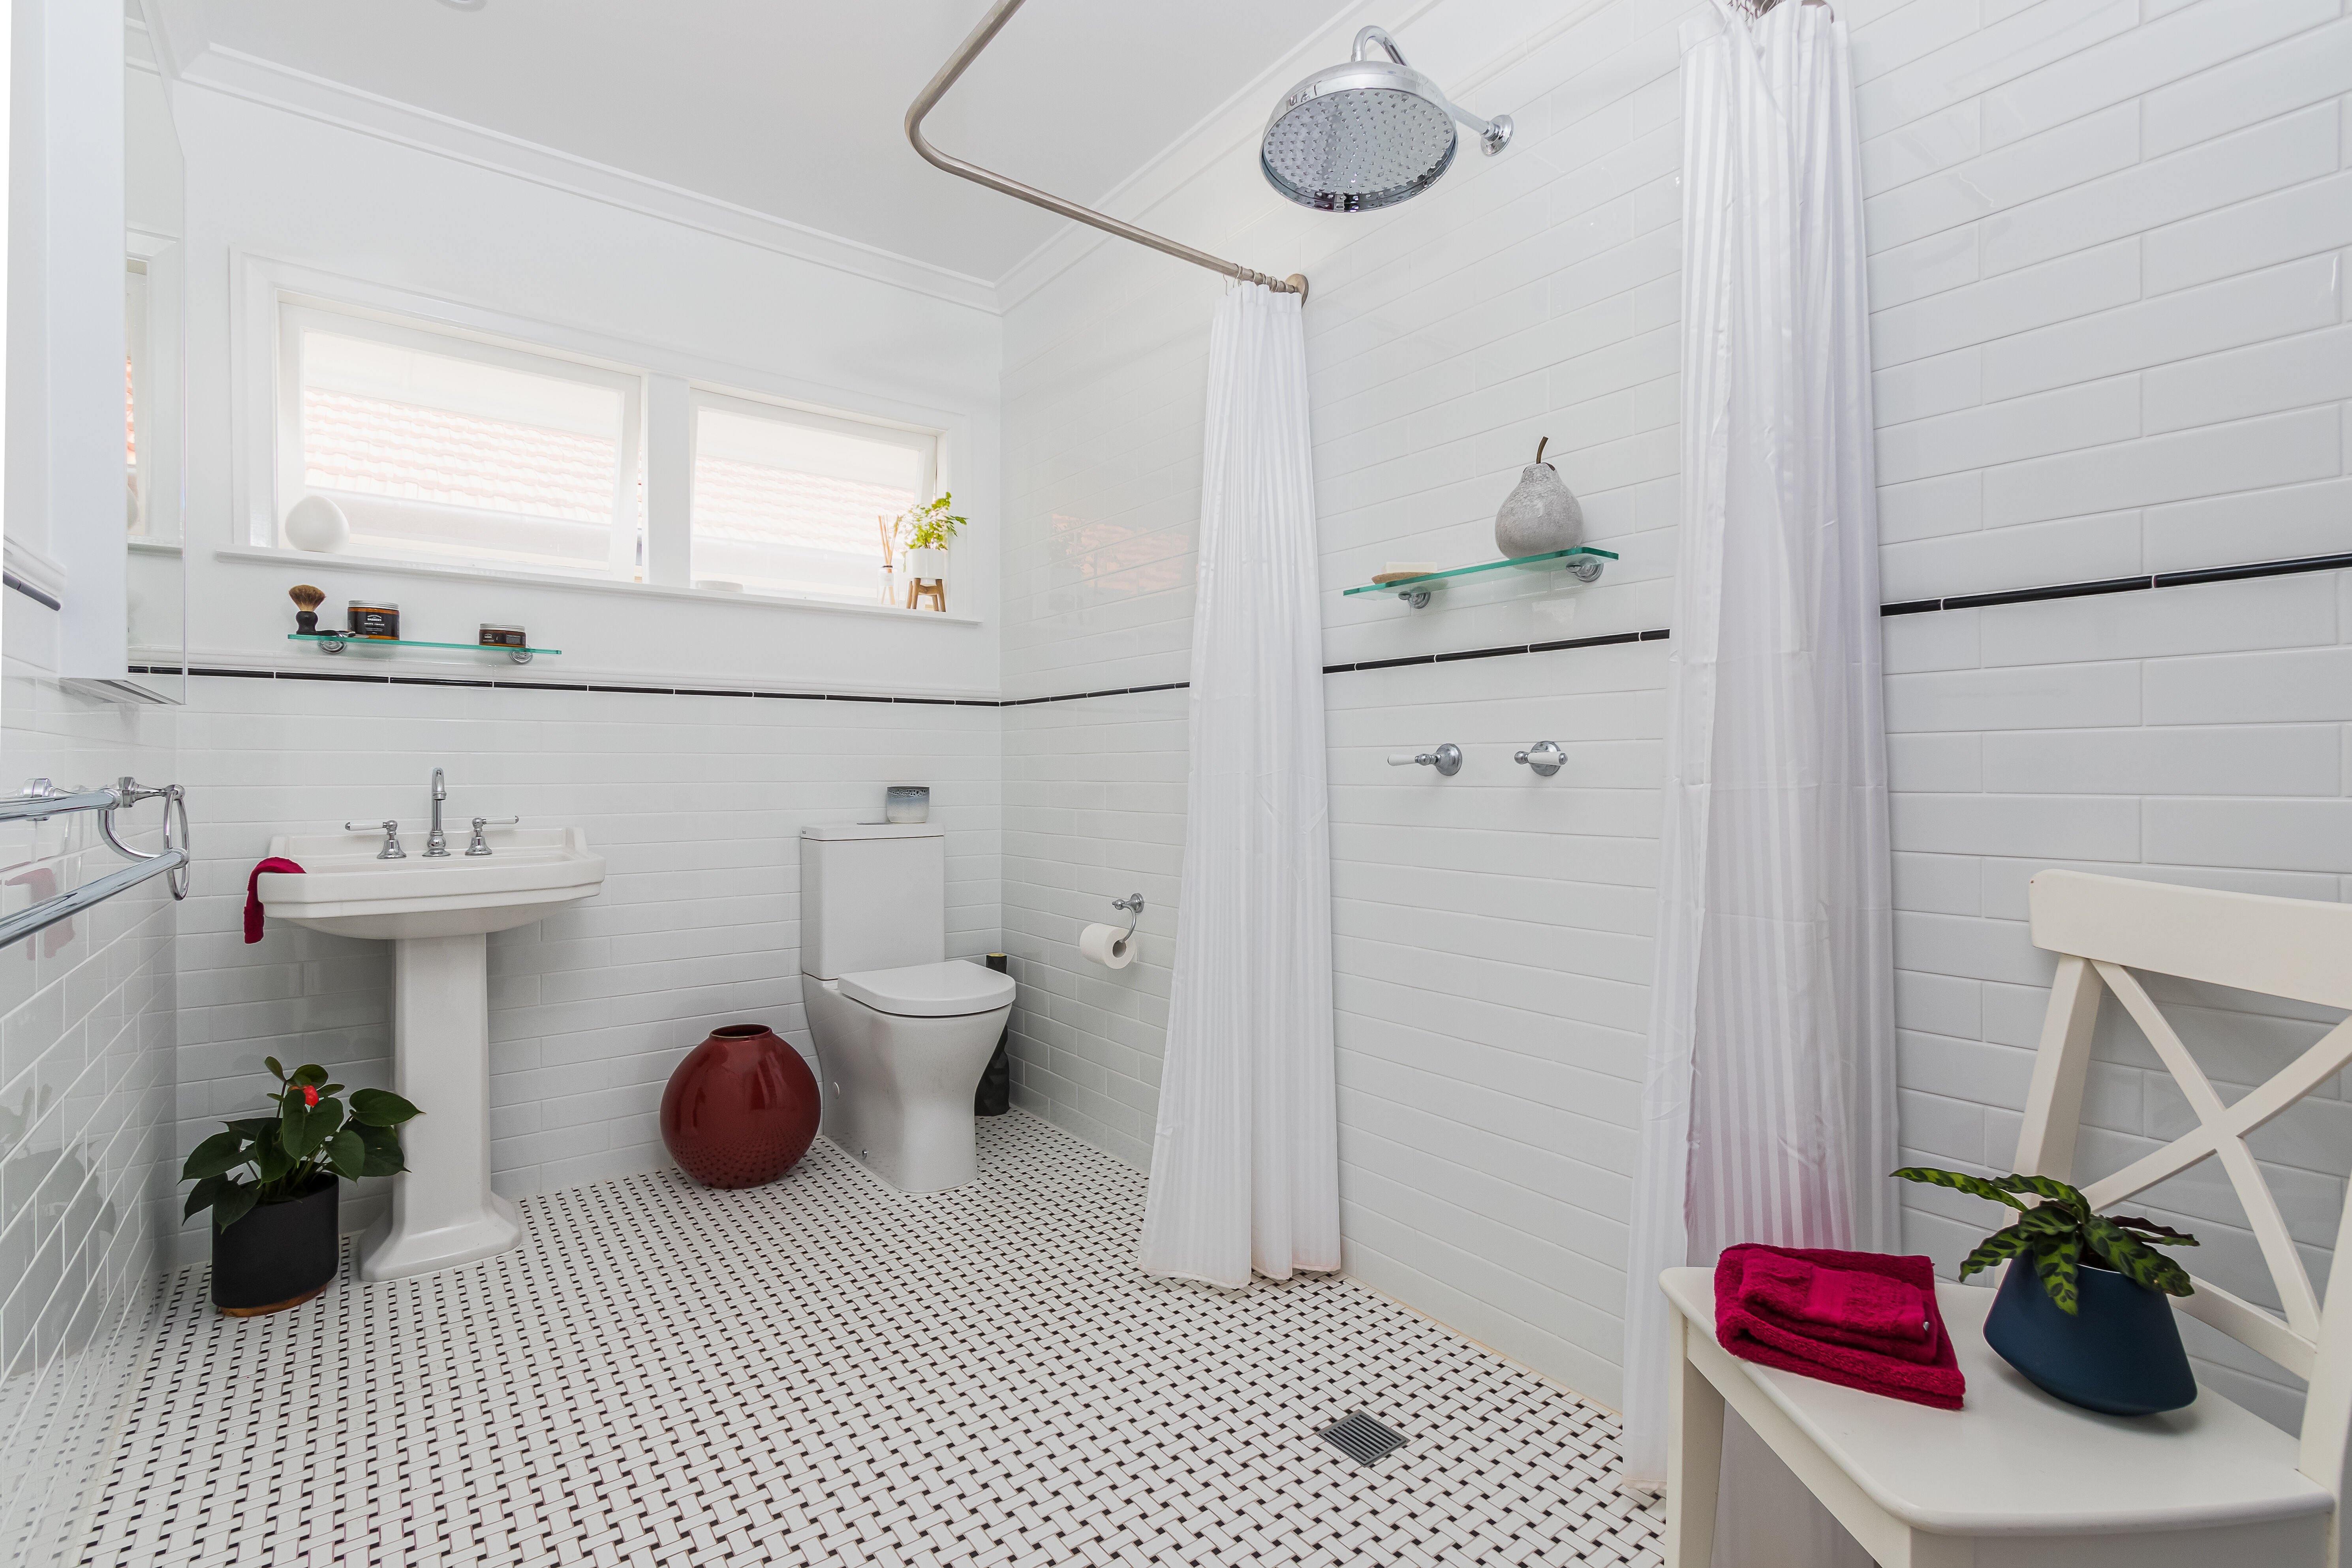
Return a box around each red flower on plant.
[301,1085,320,1107]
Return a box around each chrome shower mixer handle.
[1514,741,1565,777]
[1387,744,1463,776]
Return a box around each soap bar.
[1371,562,1439,584]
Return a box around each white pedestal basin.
[258,826,605,1281]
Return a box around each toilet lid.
[838,960,1015,1018]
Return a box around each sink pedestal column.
[359,932,522,1281]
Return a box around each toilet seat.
[838,960,1015,1018]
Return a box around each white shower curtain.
[1621,0,1897,1545]
[1138,282,1339,1289]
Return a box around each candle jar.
[347,601,400,639]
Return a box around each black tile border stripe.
[142,550,2352,708]
[149,627,1672,706]
[1883,551,2352,616]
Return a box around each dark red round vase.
[659,1024,821,1189]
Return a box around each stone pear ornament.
[1494,437,1584,558]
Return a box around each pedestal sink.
[258,826,605,1281]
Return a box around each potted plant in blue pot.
[181,1058,421,1316]
[1896,1166,2200,1415]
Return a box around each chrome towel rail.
[0,780,123,823]
[0,776,191,950]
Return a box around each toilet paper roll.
[1078,922,1136,969]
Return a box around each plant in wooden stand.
[895,494,967,611]
[1895,1166,2200,1415]
[181,1058,421,1316]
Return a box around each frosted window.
[287,321,639,576]
[691,404,930,602]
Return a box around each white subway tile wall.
[171,678,1001,1267]
[0,679,178,1564]
[1003,0,2352,1421]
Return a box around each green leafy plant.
[180,1058,421,1232]
[1893,1167,2196,1316]
[898,494,968,552]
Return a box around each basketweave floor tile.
[83,1112,1661,1568]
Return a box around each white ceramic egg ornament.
[282,494,351,554]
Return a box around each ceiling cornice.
[167,44,1008,315]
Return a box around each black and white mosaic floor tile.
[83,1114,1661,1566]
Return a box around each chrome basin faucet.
[425,768,450,858]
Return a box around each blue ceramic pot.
[1983,1259,2197,1415]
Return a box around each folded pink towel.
[1737,1248,1940,1363]
[1716,1245,1965,1410]
[246,857,304,944]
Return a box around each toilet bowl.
[805,965,1012,1192]
[800,824,1014,1193]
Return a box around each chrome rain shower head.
[1261,26,1512,212]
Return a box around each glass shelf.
[288,633,562,665]
[1343,546,1620,607]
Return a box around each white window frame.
[686,387,940,599]
[275,298,647,580]
[230,253,977,624]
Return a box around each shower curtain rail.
[0,776,192,949]
[906,0,1308,301]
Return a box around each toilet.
[799,824,1014,1192]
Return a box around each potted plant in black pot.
[1896,1166,2200,1415]
[181,1058,421,1316]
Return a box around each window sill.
[211,546,985,626]
[128,539,184,557]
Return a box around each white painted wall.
[1001,0,2352,1423]
[156,81,1009,1264]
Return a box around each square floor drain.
[1320,1411,1409,1466]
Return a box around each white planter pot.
[907,548,949,580]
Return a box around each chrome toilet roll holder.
[1111,893,1145,943]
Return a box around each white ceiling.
[149,0,1345,286]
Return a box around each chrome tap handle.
[1513,741,1565,777]
[345,820,406,859]
[1385,744,1463,777]
[464,815,519,856]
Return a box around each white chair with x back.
[1660,869,2352,1568]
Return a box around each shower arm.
[905,0,1308,301]
[1351,27,1510,154]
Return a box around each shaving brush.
[289,583,324,635]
